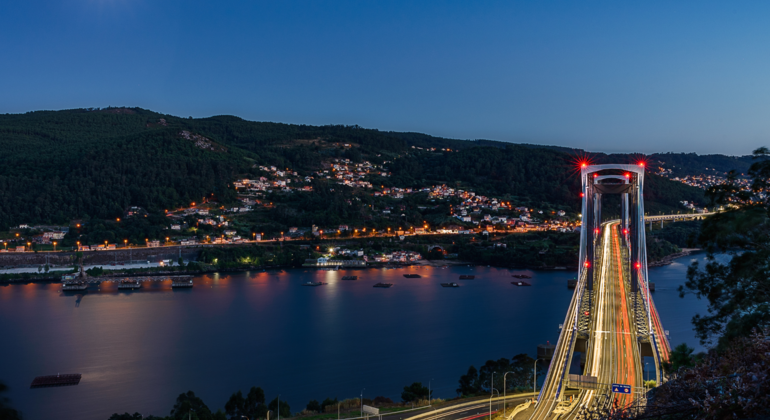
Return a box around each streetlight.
[489,387,499,420]
[277,394,281,420]
[360,388,365,417]
[428,378,434,406]
[488,371,497,418]
[124,239,128,248]
[534,358,544,396]
[27,242,31,251]
[503,371,515,415]
[53,241,57,252]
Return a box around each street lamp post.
[534,358,544,396]
[53,241,57,252]
[489,388,499,419]
[428,378,434,406]
[503,371,514,415]
[277,394,281,420]
[360,388,365,417]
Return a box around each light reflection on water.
[0,258,706,420]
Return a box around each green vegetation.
[647,220,702,248]
[681,147,770,349]
[457,354,545,396]
[401,382,431,403]
[0,107,707,237]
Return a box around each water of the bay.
[0,253,710,420]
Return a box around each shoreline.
[0,260,581,284]
[648,248,701,268]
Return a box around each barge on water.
[62,280,88,291]
[441,282,460,288]
[512,274,532,279]
[341,276,358,280]
[171,278,194,288]
[302,281,325,286]
[118,279,141,290]
[459,275,475,280]
[512,281,531,286]
[403,274,422,278]
[373,283,393,288]
[30,373,81,388]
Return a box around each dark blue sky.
[2,1,769,154]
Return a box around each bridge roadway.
[528,221,664,419]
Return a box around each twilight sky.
[2,1,769,155]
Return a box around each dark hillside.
[0,107,707,228]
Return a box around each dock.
[117,279,141,290]
[31,373,81,388]
[171,277,194,288]
[62,281,88,291]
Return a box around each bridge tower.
[577,163,668,383]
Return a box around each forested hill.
[0,107,707,228]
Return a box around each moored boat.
[373,282,393,288]
[512,281,531,286]
[403,274,421,278]
[341,275,358,280]
[459,275,475,279]
[441,282,460,288]
[302,281,325,286]
[118,279,141,290]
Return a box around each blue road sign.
[611,384,632,394]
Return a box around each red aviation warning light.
[635,262,641,269]
[580,193,585,197]
[637,161,646,168]
[594,228,600,234]
[584,261,590,268]
[624,173,630,178]
[623,229,628,235]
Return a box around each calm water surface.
[0,255,709,420]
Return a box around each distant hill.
[0,107,715,228]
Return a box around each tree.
[478,358,511,392]
[0,382,21,420]
[681,147,770,349]
[456,365,480,396]
[508,353,543,391]
[306,400,321,413]
[170,390,213,420]
[108,414,144,420]
[224,390,246,419]
[268,397,290,418]
[320,397,338,413]
[662,343,701,375]
[401,382,431,402]
[225,387,267,419]
[245,387,267,419]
